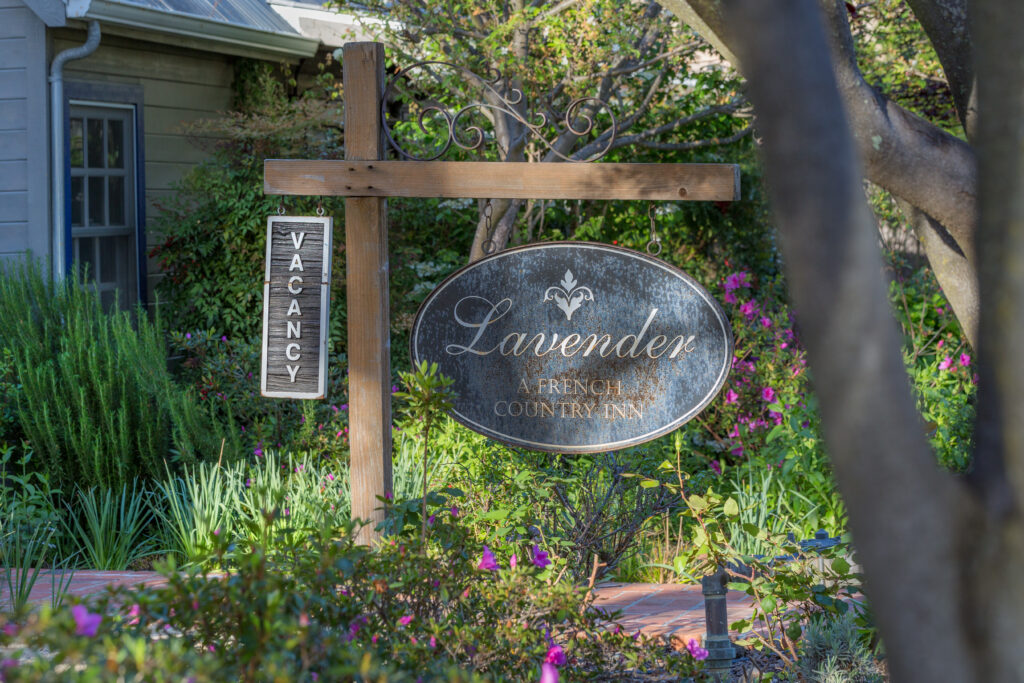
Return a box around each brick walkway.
[5,572,756,651]
[592,582,755,650]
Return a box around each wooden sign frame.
[263,41,741,544]
[260,215,333,400]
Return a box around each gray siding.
[0,0,48,263]
[53,27,234,303]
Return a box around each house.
[0,0,371,310]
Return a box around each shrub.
[165,328,350,461]
[797,611,885,683]
[0,260,238,490]
[0,513,710,681]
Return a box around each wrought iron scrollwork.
[381,61,616,163]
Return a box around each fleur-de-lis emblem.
[543,269,594,321]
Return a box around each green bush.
[0,511,711,681]
[0,260,238,490]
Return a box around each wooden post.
[343,42,392,545]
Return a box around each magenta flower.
[723,291,737,304]
[450,505,460,518]
[724,272,751,292]
[510,553,518,570]
[710,460,722,475]
[545,644,567,666]
[724,388,738,405]
[2,623,19,637]
[960,353,971,367]
[937,339,945,348]
[427,514,436,526]
[384,491,393,501]
[739,301,757,318]
[478,545,499,571]
[185,332,191,340]
[761,386,775,402]
[429,635,438,648]
[760,316,772,328]
[540,662,560,683]
[254,444,263,457]
[532,544,551,569]
[71,605,102,637]
[398,615,413,626]
[348,615,368,640]
[939,355,953,370]
[686,638,709,660]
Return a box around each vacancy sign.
[261,216,332,399]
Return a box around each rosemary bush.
[0,260,238,490]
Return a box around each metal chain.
[481,200,497,255]
[646,202,662,255]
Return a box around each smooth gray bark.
[663,0,980,348]
[720,1,979,680]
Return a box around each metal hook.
[482,200,497,255]
[316,199,325,217]
[646,202,662,255]
[277,199,286,216]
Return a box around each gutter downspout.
[49,20,101,280]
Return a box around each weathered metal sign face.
[411,242,732,452]
[261,216,332,399]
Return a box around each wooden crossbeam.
[264,160,740,201]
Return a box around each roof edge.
[68,0,321,59]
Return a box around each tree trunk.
[720,0,987,680]
[664,0,980,348]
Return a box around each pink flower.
[371,634,379,644]
[686,638,709,660]
[71,605,102,637]
[939,356,953,370]
[937,339,944,348]
[545,644,567,666]
[427,514,436,526]
[960,353,971,367]
[724,388,738,405]
[3,623,19,637]
[450,505,460,518]
[760,316,772,328]
[326,473,335,482]
[531,544,551,569]
[739,301,757,318]
[398,615,413,626]
[723,291,737,304]
[510,553,517,570]
[724,272,751,292]
[761,386,775,402]
[710,460,722,475]
[478,546,499,571]
[540,662,560,683]
[384,491,393,501]
[429,636,438,648]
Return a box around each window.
[68,103,138,310]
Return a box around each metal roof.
[110,0,297,35]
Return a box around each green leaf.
[831,557,851,575]
[723,497,739,517]
[640,478,660,489]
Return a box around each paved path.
[592,582,755,650]
[5,572,756,651]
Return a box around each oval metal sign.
[411,242,733,453]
